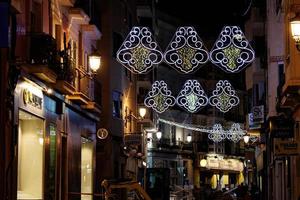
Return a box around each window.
[81,137,94,200]
[112,91,122,118]
[17,110,44,199]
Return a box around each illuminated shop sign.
[204,157,244,172]
[23,88,43,109]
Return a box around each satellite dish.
[97,128,109,140]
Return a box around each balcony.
[69,68,102,114]
[22,33,59,83]
[55,56,76,95]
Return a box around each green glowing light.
[131,44,151,71]
[223,45,241,70]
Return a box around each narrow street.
[0,0,299,200]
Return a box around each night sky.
[156,0,251,37]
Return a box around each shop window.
[17,110,44,199]
[81,137,94,200]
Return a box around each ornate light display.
[144,81,176,113]
[164,27,209,73]
[176,80,208,113]
[249,135,259,143]
[116,27,163,74]
[209,80,239,113]
[226,123,246,143]
[208,124,227,143]
[210,26,255,73]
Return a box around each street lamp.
[290,13,300,51]
[88,52,101,73]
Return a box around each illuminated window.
[17,110,44,199]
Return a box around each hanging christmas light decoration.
[116,27,163,74]
[176,80,208,113]
[144,80,176,113]
[226,123,246,143]
[210,26,255,73]
[208,124,226,143]
[158,118,247,143]
[249,136,259,143]
[209,80,239,113]
[164,27,209,73]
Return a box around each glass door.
[17,110,44,199]
[81,137,94,200]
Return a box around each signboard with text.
[274,140,299,156]
[270,116,294,138]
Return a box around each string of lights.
[158,118,251,143]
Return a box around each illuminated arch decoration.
[144,80,176,113]
[116,27,163,74]
[210,26,255,73]
[164,27,209,73]
[226,123,246,143]
[176,80,208,113]
[208,124,226,143]
[209,80,239,113]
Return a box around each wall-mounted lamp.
[80,52,101,80]
[138,107,147,119]
[124,107,147,127]
[187,133,192,143]
[89,52,101,73]
[290,13,300,51]
[243,135,250,144]
[156,131,162,140]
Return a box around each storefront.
[199,156,244,190]
[14,78,97,200]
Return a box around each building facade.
[271,0,300,200]
[2,0,102,199]
[96,0,140,187]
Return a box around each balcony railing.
[29,33,76,84]
[29,33,60,71]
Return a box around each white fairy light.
[158,118,209,132]
[209,80,240,113]
[176,80,208,113]
[164,26,209,73]
[210,26,255,73]
[116,27,163,74]
[144,81,176,113]
[157,118,247,143]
